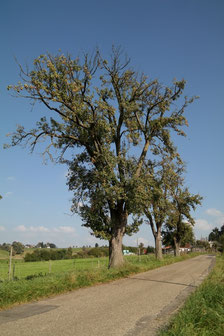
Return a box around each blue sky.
[0,0,224,247]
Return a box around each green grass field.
[0,253,197,281]
[0,257,109,280]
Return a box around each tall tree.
[208,227,221,241]
[208,225,224,252]
[163,188,202,256]
[163,221,195,251]
[12,241,25,254]
[144,153,183,260]
[7,47,195,267]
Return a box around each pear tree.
[7,47,195,267]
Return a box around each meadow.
[0,257,109,280]
[0,253,181,281]
[0,252,203,310]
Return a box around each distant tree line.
[24,246,109,261]
[0,241,58,256]
[74,246,109,259]
[0,241,25,255]
[24,247,73,262]
[35,242,57,248]
[24,245,156,261]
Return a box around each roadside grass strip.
[159,254,224,336]
[0,253,203,310]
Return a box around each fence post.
[49,260,52,273]
[8,246,13,280]
[13,263,16,280]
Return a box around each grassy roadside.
[159,254,224,336]
[0,253,202,310]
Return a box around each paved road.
[0,255,215,336]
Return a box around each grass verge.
[0,253,203,310]
[159,254,224,336]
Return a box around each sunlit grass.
[0,257,109,281]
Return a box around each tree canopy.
[162,187,202,255]
[208,225,224,252]
[143,152,184,259]
[7,47,196,267]
[12,241,25,254]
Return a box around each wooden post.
[8,246,13,281]
[137,238,140,262]
[13,263,16,280]
[49,260,52,273]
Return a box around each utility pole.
[137,238,140,262]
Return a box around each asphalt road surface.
[0,255,215,336]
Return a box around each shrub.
[88,247,109,258]
[24,248,73,262]
[25,273,46,280]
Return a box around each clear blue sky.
[0,0,223,247]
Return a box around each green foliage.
[146,245,155,253]
[7,47,197,267]
[24,246,110,261]
[35,242,57,248]
[195,240,210,249]
[143,153,184,258]
[72,246,109,258]
[142,153,201,259]
[12,241,25,254]
[208,227,220,241]
[162,187,202,251]
[24,248,72,262]
[208,225,224,252]
[163,222,195,248]
[0,242,25,256]
[87,247,109,257]
[0,243,12,253]
[25,272,46,280]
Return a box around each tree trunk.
[174,238,180,256]
[154,227,163,260]
[108,208,127,268]
[109,229,124,268]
